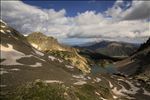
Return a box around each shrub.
[9,80,66,100]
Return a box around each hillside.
[116,38,150,81]
[0,19,82,96]
[0,20,150,100]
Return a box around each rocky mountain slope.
[0,20,150,100]
[27,32,91,74]
[78,41,139,57]
[27,32,75,52]
[136,37,150,53]
[116,38,150,82]
[0,19,82,96]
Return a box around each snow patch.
[100,97,107,100]
[72,75,85,79]
[33,55,46,62]
[95,91,100,96]
[112,80,139,99]
[65,65,74,69]
[6,30,11,33]
[74,80,87,85]
[113,95,118,99]
[87,76,91,80]
[44,80,63,84]
[48,56,63,63]
[10,68,20,71]
[1,25,6,28]
[0,44,27,65]
[34,49,44,56]
[94,77,101,82]
[58,48,64,51]
[136,82,141,86]
[23,34,28,37]
[0,68,8,75]
[64,92,68,96]
[30,62,42,67]
[117,78,124,81]
[31,43,42,51]
[143,88,150,96]
[31,43,38,48]
[58,59,63,63]
[0,70,8,75]
[124,80,139,94]
[48,56,56,61]
[0,29,5,34]
[112,87,125,96]
[109,81,113,88]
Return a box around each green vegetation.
[47,51,74,59]
[75,84,111,100]
[27,32,54,43]
[3,80,66,100]
[0,80,112,100]
[75,84,98,100]
[47,50,91,74]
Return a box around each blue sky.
[1,0,150,45]
[23,0,115,17]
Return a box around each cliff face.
[27,32,91,73]
[27,32,65,51]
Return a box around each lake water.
[91,64,118,74]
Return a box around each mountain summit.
[27,32,75,52]
[27,32,91,73]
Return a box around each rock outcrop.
[27,32,91,73]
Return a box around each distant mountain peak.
[78,40,139,57]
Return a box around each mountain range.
[77,41,139,57]
[0,20,150,100]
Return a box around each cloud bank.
[1,0,150,44]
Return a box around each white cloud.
[105,0,150,20]
[1,1,70,38]
[122,1,150,20]
[105,0,124,19]
[1,1,150,44]
[68,19,149,38]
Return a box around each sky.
[23,0,115,17]
[1,0,150,45]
